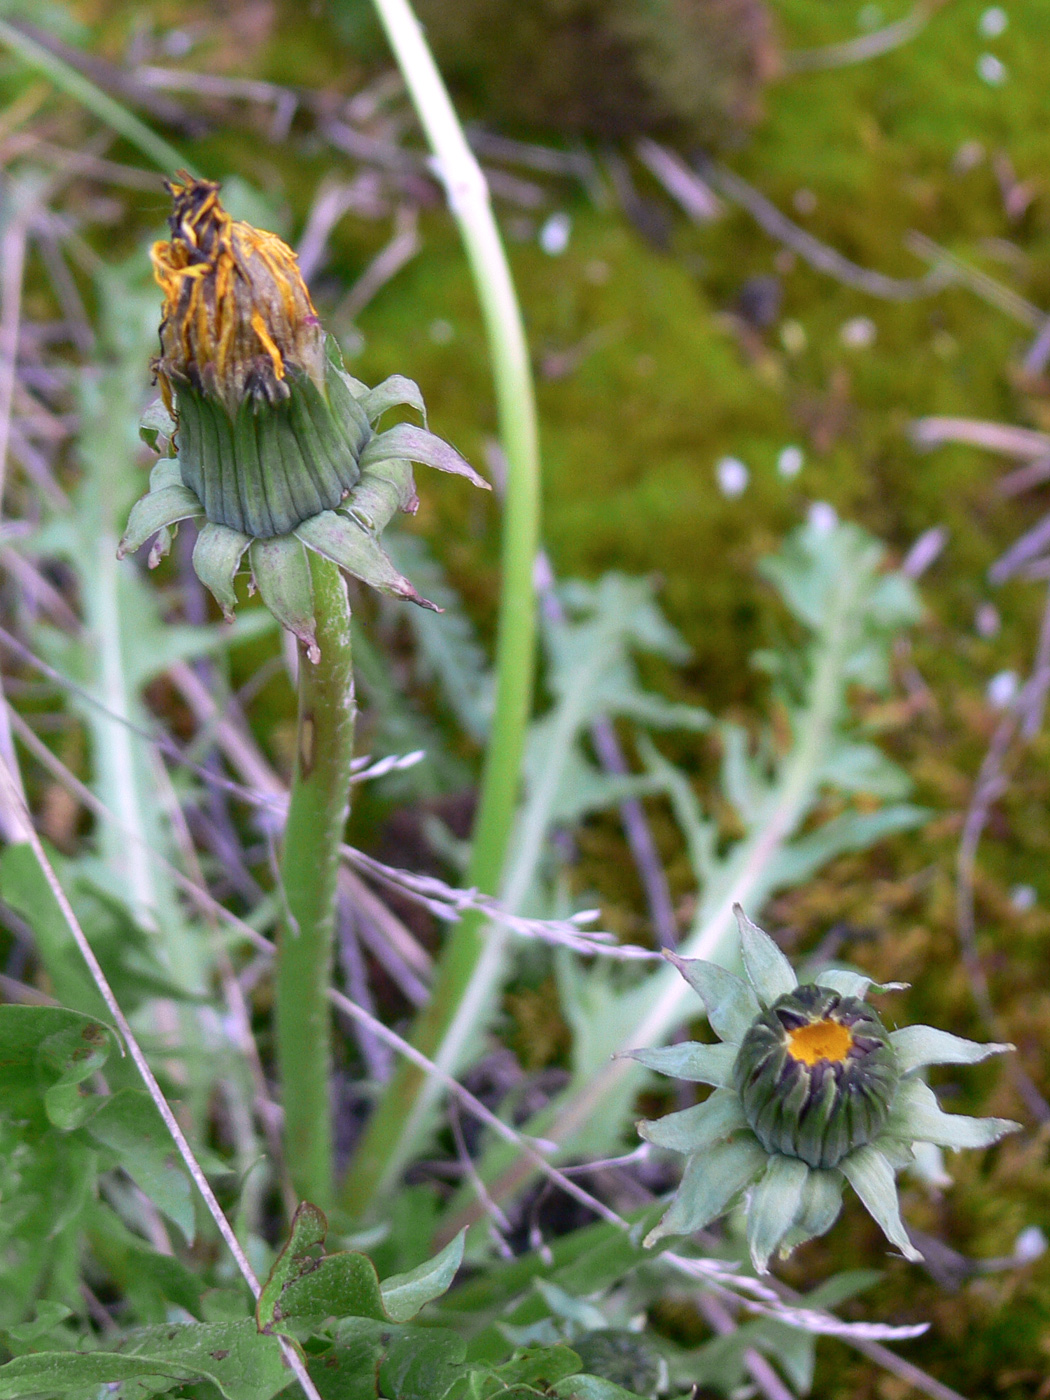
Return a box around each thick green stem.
[276,553,356,1211]
[340,0,541,1215]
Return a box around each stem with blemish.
[275,552,356,1211]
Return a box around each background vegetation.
[0,0,1048,1396]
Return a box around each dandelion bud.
[732,984,900,1169]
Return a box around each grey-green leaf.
[840,1145,922,1261]
[380,1230,464,1322]
[359,422,490,489]
[358,374,427,428]
[249,535,318,661]
[883,1077,1020,1150]
[623,1040,737,1086]
[296,509,438,610]
[117,484,203,559]
[890,1025,1014,1076]
[193,522,251,619]
[638,1087,748,1153]
[644,1136,766,1246]
[149,456,183,492]
[814,968,908,1000]
[735,905,796,1006]
[747,1153,810,1272]
[664,952,760,1043]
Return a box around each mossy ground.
[32,0,1050,1390]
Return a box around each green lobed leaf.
[257,1201,327,1328]
[637,1087,747,1154]
[622,1040,737,1086]
[380,1230,465,1322]
[551,1376,649,1400]
[663,953,760,1043]
[734,906,796,1007]
[889,1025,1014,1076]
[0,1004,115,1126]
[258,1203,388,1334]
[38,1018,114,1130]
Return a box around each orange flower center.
[786,1018,854,1066]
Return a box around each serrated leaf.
[259,1203,387,1334]
[38,1018,114,1130]
[0,1004,115,1126]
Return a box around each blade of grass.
[341,0,541,1216]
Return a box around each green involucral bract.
[630,906,1021,1272]
[117,175,489,657]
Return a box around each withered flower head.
[152,173,326,419]
[120,174,488,658]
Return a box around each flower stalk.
[275,551,355,1209]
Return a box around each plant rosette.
[118,173,488,657]
[628,907,1020,1272]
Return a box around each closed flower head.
[628,906,1020,1272]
